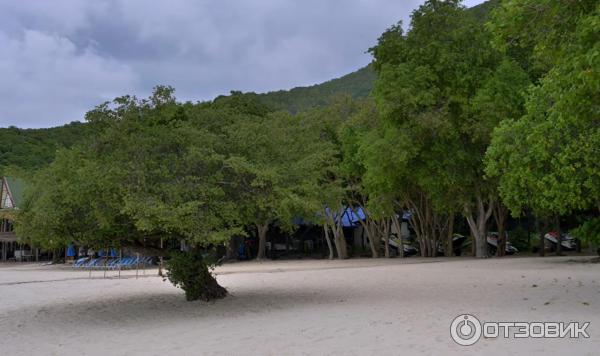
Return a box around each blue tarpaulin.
[292,207,410,228]
[341,207,365,227]
[292,207,365,227]
[323,207,366,227]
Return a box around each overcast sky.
[0,0,484,128]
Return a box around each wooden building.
[1,176,29,261]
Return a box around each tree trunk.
[420,235,436,257]
[367,220,381,257]
[225,236,236,260]
[158,238,164,277]
[475,224,487,258]
[493,203,508,257]
[256,223,269,260]
[383,218,390,258]
[324,206,349,259]
[537,217,546,257]
[497,220,506,257]
[351,206,379,258]
[197,271,228,301]
[466,214,488,259]
[391,213,404,258]
[323,225,334,260]
[166,251,228,302]
[333,223,348,259]
[446,216,455,257]
[465,194,494,258]
[555,215,563,256]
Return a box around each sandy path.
[1,257,599,355]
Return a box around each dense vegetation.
[0,122,94,174]
[7,0,599,300]
[0,67,374,175]
[255,65,376,113]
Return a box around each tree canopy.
[485,1,600,218]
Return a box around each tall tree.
[485,1,600,243]
[369,0,502,257]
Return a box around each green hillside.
[256,65,376,113]
[469,0,501,22]
[0,122,93,172]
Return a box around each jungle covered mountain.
[255,65,376,113]
[0,66,378,173]
[0,122,94,173]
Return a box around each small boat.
[544,231,578,251]
[486,232,518,255]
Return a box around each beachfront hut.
[0,176,36,261]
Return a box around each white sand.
[1,256,599,355]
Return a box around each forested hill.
[0,66,378,172]
[0,122,93,173]
[256,65,376,113]
[0,0,497,173]
[469,0,500,22]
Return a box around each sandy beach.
[1,256,599,355]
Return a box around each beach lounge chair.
[73,257,89,268]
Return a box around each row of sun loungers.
[73,256,154,270]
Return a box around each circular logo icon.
[450,314,482,346]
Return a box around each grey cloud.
[0,0,484,128]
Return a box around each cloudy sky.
[0,0,484,128]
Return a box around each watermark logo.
[450,314,590,346]
[450,314,482,346]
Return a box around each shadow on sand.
[4,285,347,329]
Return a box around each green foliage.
[508,226,530,253]
[468,0,501,22]
[469,59,531,145]
[572,218,600,255]
[256,66,376,114]
[369,0,499,210]
[18,87,243,248]
[487,0,597,77]
[298,95,365,209]
[16,147,133,249]
[485,2,600,217]
[0,122,94,174]
[227,109,336,230]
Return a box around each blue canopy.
[341,207,365,227]
[322,207,366,228]
[66,244,76,257]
